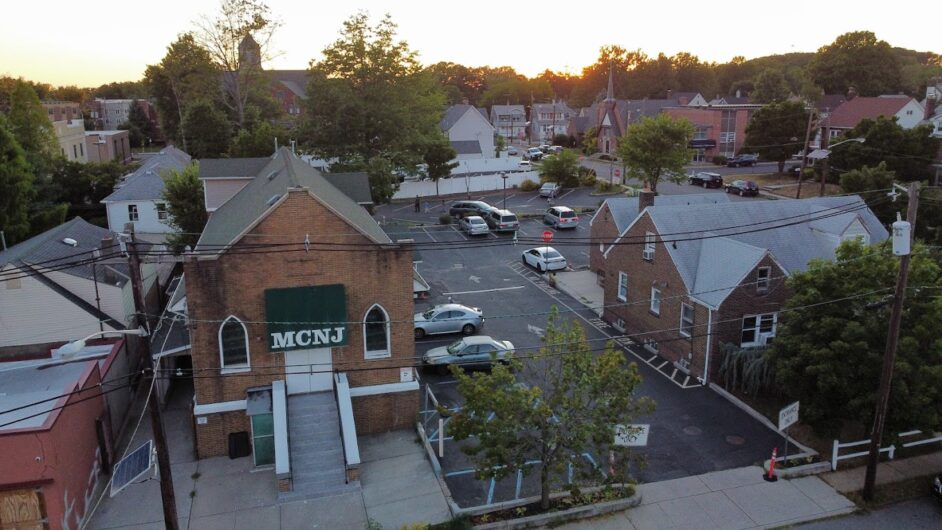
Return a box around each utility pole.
[794,108,816,199]
[125,223,179,529]
[862,181,919,501]
[818,110,831,197]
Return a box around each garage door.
[0,488,46,530]
[285,348,332,394]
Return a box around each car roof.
[529,246,558,253]
[459,336,499,345]
[431,303,478,312]
[465,215,485,221]
[698,172,722,177]
[541,182,558,186]
[551,205,574,212]
[492,209,515,215]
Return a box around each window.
[156,203,168,220]
[617,272,628,302]
[650,287,661,315]
[363,304,391,359]
[219,315,250,370]
[643,232,655,260]
[73,144,78,158]
[680,303,694,337]
[251,413,274,466]
[756,267,771,293]
[79,143,83,157]
[741,313,777,347]
[128,204,139,222]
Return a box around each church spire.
[605,61,615,102]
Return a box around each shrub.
[578,167,597,187]
[595,180,614,193]
[519,179,540,192]
[438,214,452,225]
[712,155,728,166]
[552,133,570,146]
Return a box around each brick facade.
[186,190,418,458]
[589,203,619,277]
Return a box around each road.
[797,496,942,529]
[578,156,780,183]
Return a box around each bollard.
[764,447,779,482]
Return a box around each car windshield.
[544,250,562,259]
[422,309,436,319]
[446,340,465,354]
[541,183,555,189]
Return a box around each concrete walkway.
[554,270,604,316]
[820,451,942,494]
[556,466,856,530]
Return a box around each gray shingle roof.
[199,157,271,179]
[440,104,475,131]
[323,172,373,205]
[195,148,392,253]
[102,146,191,203]
[599,194,733,233]
[450,140,482,155]
[151,306,189,357]
[637,196,888,307]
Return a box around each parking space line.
[487,231,498,239]
[442,286,525,296]
[450,225,470,240]
[394,203,416,212]
[421,226,437,242]
[558,189,574,200]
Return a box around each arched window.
[363,304,390,359]
[219,315,250,371]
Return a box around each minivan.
[485,209,519,232]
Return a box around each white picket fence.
[831,430,942,470]
[392,170,539,200]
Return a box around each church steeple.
[605,62,615,102]
[238,34,262,70]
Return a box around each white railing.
[273,380,290,477]
[334,373,361,468]
[899,430,942,449]
[831,437,894,471]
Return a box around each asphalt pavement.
[797,496,942,529]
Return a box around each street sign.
[614,424,650,447]
[542,230,553,243]
[614,169,621,177]
[778,401,800,431]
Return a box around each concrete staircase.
[278,392,360,502]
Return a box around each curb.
[709,383,816,456]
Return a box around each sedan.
[724,179,760,197]
[522,246,567,272]
[539,182,561,198]
[458,215,490,236]
[414,304,484,339]
[422,336,514,374]
[689,172,723,188]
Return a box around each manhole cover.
[682,426,702,436]
[725,435,746,446]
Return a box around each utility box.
[892,216,911,256]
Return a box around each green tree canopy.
[119,101,159,148]
[228,120,291,157]
[616,113,693,193]
[422,139,458,196]
[769,241,942,438]
[0,115,33,243]
[826,116,940,182]
[751,70,791,103]
[162,163,208,250]
[539,149,580,188]
[809,31,901,96]
[182,101,231,158]
[743,100,808,173]
[447,309,654,509]
[6,80,59,176]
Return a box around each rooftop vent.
[266,194,282,206]
[62,238,78,247]
[267,170,279,181]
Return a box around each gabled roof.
[691,236,767,308]
[598,194,733,234]
[450,140,482,155]
[323,172,373,205]
[828,96,916,129]
[816,94,847,113]
[195,148,392,254]
[490,104,526,120]
[199,157,271,179]
[440,104,477,131]
[102,146,191,203]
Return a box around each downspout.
[702,306,713,385]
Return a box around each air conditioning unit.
[758,333,774,346]
[642,248,654,260]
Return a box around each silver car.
[422,336,514,373]
[414,304,484,339]
[458,215,490,236]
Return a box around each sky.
[1,0,938,87]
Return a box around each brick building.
[665,105,760,161]
[185,148,417,494]
[599,194,886,383]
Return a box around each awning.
[689,139,717,149]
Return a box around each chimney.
[847,86,857,101]
[638,185,655,211]
[461,97,469,105]
[735,89,741,99]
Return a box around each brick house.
[185,148,417,494]
[599,194,887,383]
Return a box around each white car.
[458,215,489,236]
[543,206,579,229]
[522,246,568,272]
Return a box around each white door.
[285,348,333,394]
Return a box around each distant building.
[530,101,575,143]
[52,119,87,162]
[664,105,761,160]
[440,104,496,159]
[490,104,526,143]
[42,100,83,122]
[84,99,161,141]
[85,130,130,163]
[823,92,925,138]
[237,35,308,117]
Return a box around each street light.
[796,137,865,198]
[501,172,508,209]
[56,328,147,357]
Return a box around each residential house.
[664,105,761,160]
[237,35,308,117]
[589,193,732,276]
[53,119,88,162]
[490,105,527,143]
[822,93,925,145]
[440,104,496,159]
[530,101,575,143]
[920,83,941,138]
[185,148,417,499]
[599,195,887,383]
[708,90,751,105]
[101,146,192,237]
[0,339,130,530]
[85,130,131,163]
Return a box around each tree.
[768,240,942,438]
[119,101,159,148]
[826,117,940,182]
[627,53,676,99]
[194,0,281,130]
[742,100,808,173]
[423,140,458,197]
[809,31,901,96]
[672,52,717,97]
[540,150,580,188]
[228,120,290,157]
[751,70,791,103]
[616,113,693,193]
[182,101,231,158]
[162,163,208,250]
[447,309,654,510]
[145,33,221,149]
[0,115,33,243]
[303,13,445,171]
[364,156,399,205]
[6,80,59,176]
[494,134,505,157]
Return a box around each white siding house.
[440,104,496,160]
[102,146,191,236]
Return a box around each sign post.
[778,401,800,465]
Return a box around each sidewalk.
[820,451,942,494]
[556,466,856,530]
[554,270,604,316]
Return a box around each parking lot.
[396,208,784,509]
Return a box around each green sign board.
[264,285,348,351]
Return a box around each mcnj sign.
[264,284,348,351]
[270,327,346,349]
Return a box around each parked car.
[726,154,758,167]
[522,246,568,272]
[458,215,490,236]
[547,145,564,154]
[507,147,519,156]
[484,209,519,232]
[422,336,514,373]
[543,206,579,229]
[786,163,807,176]
[526,148,543,161]
[538,144,552,153]
[932,474,942,502]
[724,180,760,197]
[414,303,484,339]
[519,159,532,168]
[449,200,493,219]
[539,182,561,198]
[689,172,724,188]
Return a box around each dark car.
[449,200,493,219]
[932,474,942,502]
[725,179,760,197]
[689,172,723,188]
[726,154,758,167]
